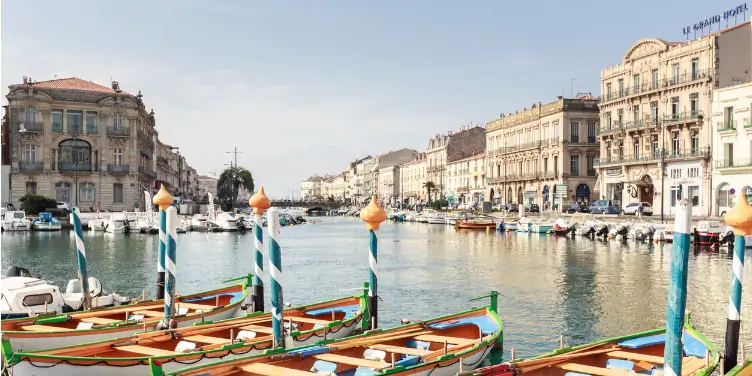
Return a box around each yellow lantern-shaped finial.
[249,187,271,214]
[725,185,752,236]
[152,184,174,210]
[360,196,386,231]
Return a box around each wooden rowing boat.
[727,358,752,376]
[1,277,250,353]
[151,302,502,376]
[469,323,717,376]
[455,220,496,230]
[3,295,364,376]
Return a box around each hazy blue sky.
[1,0,740,198]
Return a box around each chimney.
[557,96,563,99]
[111,81,120,91]
[22,76,27,84]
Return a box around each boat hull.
[456,222,496,230]
[696,232,721,245]
[530,224,553,233]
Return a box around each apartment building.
[446,153,485,205]
[486,96,600,209]
[300,175,324,200]
[596,22,751,217]
[378,165,400,206]
[398,153,427,206]
[426,126,485,200]
[348,156,372,204]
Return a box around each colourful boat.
[455,220,496,230]
[469,322,717,376]
[727,357,752,376]
[3,295,365,376]
[152,293,503,376]
[0,277,249,353]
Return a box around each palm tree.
[423,181,436,204]
[217,166,255,209]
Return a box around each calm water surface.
[2,217,751,360]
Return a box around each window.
[553,156,559,175]
[51,110,63,132]
[690,131,699,153]
[633,105,640,123]
[724,106,734,128]
[55,182,72,203]
[724,143,734,164]
[606,141,612,160]
[672,133,679,155]
[652,136,659,157]
[24,107,37,122]
[672,63,680,84]
[633,74,640,92]
[58,139,92,171]
[586,155,596,176]
[617,108,624,125]
[618,79,624,96]
[570,155,580,176]
[606,83,612,99]
[606,112,612,128]
[689,185,699,207]
[691,58,699,80]
[587,121,596,143]
[543,126,549,140]
[80,183,96,203]
[652,69,659,89]
[688,168,699,178]
[526,129,531,143]
[67,110,83,133]
[618,142,624,158]
[86,112,98,133]
[670,169,681,179]
[543,158,548,173]
[22,293,54,306]
[553,123,559,139]
[689,93,699,116]
[113,148,123,165]
[671,186,681,206]
[114,113,124,129]
[671,97,679,118]
[650,101,658,124]
[570,122,579,142]
[24,144,36,163]
[633,138,639,158]
[26,182,37,195]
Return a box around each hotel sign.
[683,3,748,36]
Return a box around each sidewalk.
[487,211,724,225]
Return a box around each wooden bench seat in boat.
[183,335,229,345]
[368,344,431,356]
[20,324,73,331]
[174,302,216,311]
[80,317,121,325]
[413,334,476,346]
[287,316,331,325]
[606,351,664,364]
[240,363,318,376]
[74,304,163,318]
[116,345,176,357]
[239,324,275,334]
[313,353,389,369]
[132,310,164,317]
[557,362,637,376]
[681,357,708,376]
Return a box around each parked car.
[504,204,519,213]
[527,204,540,213]
[623,202,653,216]
[589,200,621,214]
[565,203,589,214]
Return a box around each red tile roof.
[27,77,118,94]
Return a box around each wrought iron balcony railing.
[715,158,752,169]
[107,126,130,137]
[58,162,93,172]
[108,164,130,173]
[16,121,43,132]
[19,161,44,171]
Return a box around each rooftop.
[15,77,122,94]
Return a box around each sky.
[1,0,742,198]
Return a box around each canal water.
[2,217,751,360]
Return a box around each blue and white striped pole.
[722,186,752,373]
[249,187,270,313]
[360,196,386,330]
[163,206,178,329]
[71,207,92,310]
[664,199,692,376]
[267,207,284,348]
[153,184,173,301]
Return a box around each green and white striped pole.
[153,185,173,300]
[723,186,752,373]
[163,206,178,328]
[249,187,271,313]
[71,207,92,310]
[663,199,692,376]
[267,207,284,347]
[360,196,386,330]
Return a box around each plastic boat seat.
[606,359,635,371]
[363,349,386,361]
[236,330,257,341]
[175,340,197,352]
[311,360,337,374]
[394,355,420,368]
[406,340,431,350]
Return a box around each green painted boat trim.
[159,300,504,376]
[726,357,752,376]
[4,290,367,367]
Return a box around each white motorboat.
[0,266,129,319]
[2,210,31,231]
[215,212,239,231]
[427,213,446,224]
[530,221,555,234]
[88,218,106,231]
[31,212,62,231]
[516,217,532,232]
[104,213,135,234]
[176,219,191,233]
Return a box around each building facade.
[596,22,752,217]
[426,126,485,200]
[197,174,218,201]
[446,153,485,205]
[486,96,600,209]
[398,153,427,206]
[348,156,372,204]
[712,81,752,217]
[2,105,9,204]
[377,165,400,206]
[300,175,324,200]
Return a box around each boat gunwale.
[163,305,503,376]
[725,357,752,376]
[5,295,364,365]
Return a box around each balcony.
[664,147,710,160]
[717,120,735,132]
[107,126,130,137]
[599,69,712,105]
[52,124,64,133]
[540,171,558,179]
[58,162,93,172]
[108,164,130,173]
[598,123,625,136]
[593,154,660,167]
[16,121,44,133]
[138,165,158,179]
[456,187,469,193]
[663,111,703,125]
[19,161,44,171]
[715,158,752,169]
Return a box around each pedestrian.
[638,202,644,219]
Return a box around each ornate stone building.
[398,153,427,206]
[6,77,198,211]
[446,153,485,205]
[425,126,485,199]
[486,96,600,209]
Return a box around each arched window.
[80,182,96,202]
[58,139,92,171]
[55,182,72,203]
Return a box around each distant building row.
[1,77,205,211]
[304,21,752,216]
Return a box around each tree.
[217,166,255,209]
[19,194,58,215]
[423,181,436,204]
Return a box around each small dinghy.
[1,278,248,352]
[472,323,717,376]
[151,295,502,376]
[31,212,62,231]
[4,295,365,376]
[455,219,496,230]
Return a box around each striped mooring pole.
[162,206,178,328]
[663,199,692,376]
[722,185,752,373]
[71,207,92,310]
[154,184,173,300]
[360,196,386,329]
[267,207,284,347]
[249,187,271,313]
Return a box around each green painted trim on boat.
[6,292,365,366]
[725,357,752,376]
[1,335,14,364]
